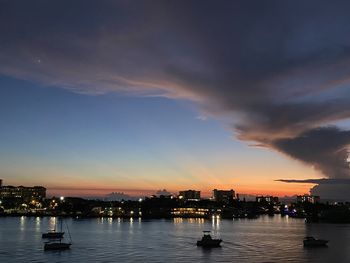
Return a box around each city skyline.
[0,178,316,202]
[1,1,350,199]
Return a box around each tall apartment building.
[212,189,235,204]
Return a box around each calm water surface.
[0,215,349,262]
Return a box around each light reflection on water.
[0,215,349,262]
[48,216,56,230]
[35,217,41,232]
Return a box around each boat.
[44,239,71,250]
[196,231,222,247]
[303,236,329,247]
[44,219,72,251]
[42,218,64,239]
[42,230,64,239]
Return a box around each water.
[0,215,349,262]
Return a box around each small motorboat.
[44,239,71,250]
[303,236,329,247]
[196,231,222,247]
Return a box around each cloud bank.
[1,0,350,178]
[273,127,350,178]
[276,178,350,200]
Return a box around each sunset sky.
[0,75,317,197]
[1,1,350,198]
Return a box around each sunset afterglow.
[1,1,350,200]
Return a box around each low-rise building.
[178,190,200,201]
[296,195,320,204]
[171,207,209,217]
[256,196,279,204]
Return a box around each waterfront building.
[171,207,209,217]
[178,190,200,201]
[256,196,279,204]
[212,189,235,204]
[296,195,320,204]
[0,184,46,202]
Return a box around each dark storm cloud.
[272,127,350,178]
[277,177,350,200]
[1,0,350,177]
[310,183,350,201]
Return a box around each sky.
[1,0,350,198]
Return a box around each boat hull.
[42,232,64,239]
[44,242,71,250]
[197,239,222,247]
[303,240,328,247]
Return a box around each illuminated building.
[0,183,46,202]
[178,190,200,201]
[256,196,279,204]
[171,207,209,218]
[296,195,320,204]
[212,189,235,204]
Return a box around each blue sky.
[0,75,317,196]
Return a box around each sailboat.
[42,218,64,238]
[44,219,72,251]
[44,239,71,250]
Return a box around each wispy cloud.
[196,115,207,121]
[276,178,350,184]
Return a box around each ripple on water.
[0,216,349,263]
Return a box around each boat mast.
[65,220,73,243]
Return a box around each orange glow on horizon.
[46,181,315,198]
[5,155,321,199]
